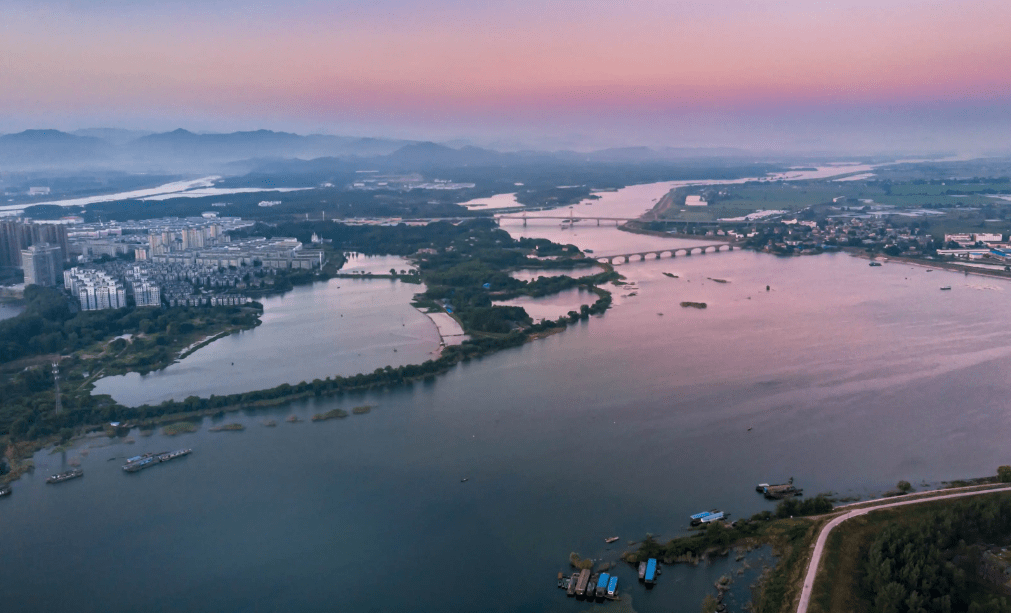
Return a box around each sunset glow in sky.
[3,0,1011,152]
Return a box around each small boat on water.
[0,484,11,497]
[869,261,883,267]
[46,469,83,484]
[638,561,647,581]
[940,286,951,290]
[604,536,620,544]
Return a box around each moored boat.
[604,536,619,543]
[595,572,610,599]
[0,484,11,497]
[567,572,579,597]
[46,469,83,484]
[638,561,646,581]
[645,558,657,586]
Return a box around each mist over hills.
[0,128,772,175]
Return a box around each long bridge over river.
[496,214,635,226]
[592,244,738,264]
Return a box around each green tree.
[998,466,1011,483]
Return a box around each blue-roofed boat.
[595,573,610,599]
[700,511,725,524]
[691,509,722,526]
[645,558,657,585]
[607,575,618,597]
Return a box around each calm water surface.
[8,181,1011,613]
[92,256,439,406]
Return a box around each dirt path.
[796,485,1011,613]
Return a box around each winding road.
[796,484,1011,613]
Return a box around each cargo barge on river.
[123,449,192,473]
[46,469,83,484]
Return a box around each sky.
[2,0,1010,153]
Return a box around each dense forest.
[853,495,1011,613]
[862,494,1011,613]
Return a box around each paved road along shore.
[796,485,1011,613]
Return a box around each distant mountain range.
[0,128,760,173]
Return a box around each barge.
[757,480,800,499]
[645,558,657,586]
[575,569,591,597]
[46,469,83,484]
[638,561,646,581]
[123,449,191,472]
[595,573,610,599]
[607,575,618,597]
[567,572,579,597]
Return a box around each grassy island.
[162,422,199,436]
[311,408,349,421]
[208,423,245,432]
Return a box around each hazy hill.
[72,128,154,145]
[0,130,112,169]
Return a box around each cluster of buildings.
[68,216,254,261]
[63,268,127,311]
[0,220,70,281]
[737,216,937,256]
[2,214,323,310]
[147,236,324,270]
[349,172,475,191]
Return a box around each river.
[7,181,1011,613]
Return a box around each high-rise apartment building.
[21,243,62,286]
[0,221,69,268]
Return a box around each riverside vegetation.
[0,219,614,480]
[623,496,834,613]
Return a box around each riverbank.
[851,249,1011,281]
[2,231,616,484]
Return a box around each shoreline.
[849,250,1011,281]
